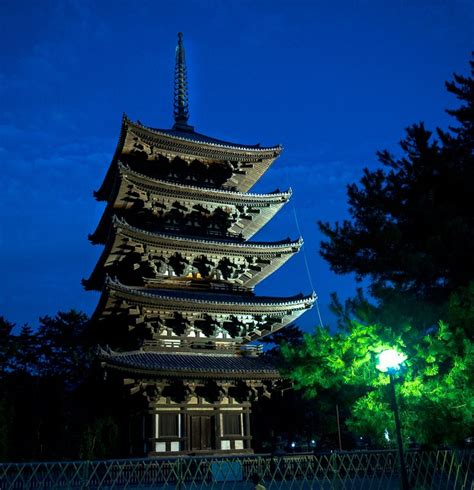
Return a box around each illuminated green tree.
[296,55,474,448]
[282,320,473,447]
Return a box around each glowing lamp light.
[376,348,409,489]
[376,349,407,373]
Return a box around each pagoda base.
[126,384,256,456]
[146,400,252,456]
[102,351,279,457]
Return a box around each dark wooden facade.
[87,33,314,456]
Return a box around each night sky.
[1,0,473,332]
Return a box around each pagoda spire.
[173,32,194,132]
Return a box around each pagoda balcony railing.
[143,277,251,294]
[156,225,245,241]
[142,339,263,356]
[238,344,263,356]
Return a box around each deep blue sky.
[1,0,473,331]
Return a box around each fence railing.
[0,449,472,489]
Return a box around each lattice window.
[158,413,180,437]
[222,414,241,436]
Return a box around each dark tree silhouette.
[0,311,124,461]
[319,56,474,307]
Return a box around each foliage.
[290,55,474,449]
[255,324,364,450]
[259,324,304,356]
[36,310,92,385]
[282,320,474,447]
[329,287,447,334]
[79,417,120,460]
[447,282,474,339]
[0,311,91,382]
[0,317,15,376]
[318,55,474,307]
[0,310,125,461]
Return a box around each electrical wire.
[284,166,325,328]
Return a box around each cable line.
[284,165,324,328]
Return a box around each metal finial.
[173,32,194,132]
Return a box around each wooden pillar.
[215,406,222,451]
[183,408,189,452]
[244,405,251,450]
[149,405,156,455]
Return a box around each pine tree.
[318,55,474,308]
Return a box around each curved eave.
[93,279,315,343]
[129,118,282,160]
[100,361,281,380]
[95,277,315,315]
[115,217,302,252]
[84,219,303,291]
[88,202,113,245]
[97,350,281,380]
[118,162,292,204]
[90,167,292,242]
[94,116,283,201]
[94,114,129,201]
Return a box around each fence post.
[176,458,183,490]
[452,450,465,490]
[81,460,90,490]
[330,452,342,490]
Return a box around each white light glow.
[376,349,407,372]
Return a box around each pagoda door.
[190,415,215,451]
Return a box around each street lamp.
[376,349,410,490]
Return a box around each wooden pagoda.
[87,33,315,456]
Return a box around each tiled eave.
[97,348,281,380]
[95,116,283,200]
[90,163,291,243]
[104,277,316,311]
[113,216,302,252]
[92,280,315,342]
[116,162,292,204]
[128,117,282,159]
[84,218,302,291]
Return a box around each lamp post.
[376,349,410,490]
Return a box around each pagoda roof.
[85,216,303,290]
[94,278,315,341]
[104,276,315,309]
[90,162,291,243]
[112,216,302,250]
[95,116,283,199]
[97,347,280,380]
[143,126,279,153]
[115,161,292,204]
[128,116,282,157]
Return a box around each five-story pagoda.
[87,33,315,456]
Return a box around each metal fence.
[0,450,472,489]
